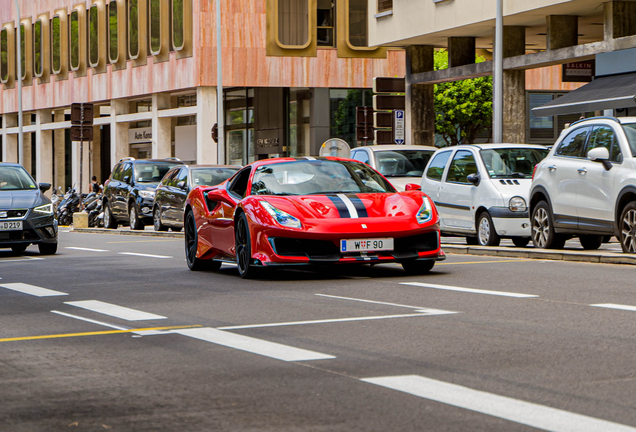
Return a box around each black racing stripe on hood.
[326,195,350,218]
[347,195,368,218]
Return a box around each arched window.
[34,20,43,77]
[149,0,161,54]
[51,16,61,74]
[0,28,8,82]
[266,0,316,57]
[129,0,139,58]
[69,10,80,70]
[173,0,184,50]
[88,5,99,66]
[108,0,118,62]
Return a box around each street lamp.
[493,0,503,143]
[215,0,225,164]
[14,0,23,165]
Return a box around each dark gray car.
[153,165,239,231]
[0,163,58,254]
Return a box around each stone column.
[23,114,32,174]
[502,26,526,143]
[448,37,476,68]
[604,1,636,40]
[152,93,172,159]
[92,106,101,184]
[309,88,330,156]
[110,98,129,169]
[2,114,18,163]
[547,16,578,50]
[196,86,218,164]
[405,45,435,146]
[35,109,54,190]
[53,110,65,190]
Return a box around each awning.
[532,72,636,117]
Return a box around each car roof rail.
[119,157,136,162]
[567,116,621,129]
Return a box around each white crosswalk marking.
[591,303,636,312]
[65,300,167,321]
[362,375,636,432]
[401,282,538,298]
[173,327,335,362]
[0,283,68,297]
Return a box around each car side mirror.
[177,181,187,189]
[207,188,231,204]
[588,147,612,170]
[123,175,130,184]
[405,183,421,191]
[39,183,51,192]
[467,174,480,186]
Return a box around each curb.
[70,227,184,238]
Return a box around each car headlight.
[33,203,54,215]
[260,201,302,229]
[416,197,433,224]
[139,191,156,200]
[509,196,527,212]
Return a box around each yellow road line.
[0,324,201,343]
[437,259,536,265]
[106,239,181,244]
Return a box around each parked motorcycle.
[57,188,80,227]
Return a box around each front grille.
[394,232,439,257]
[271,238,340,260]
[0,229,39,241]
[0,209,28,219]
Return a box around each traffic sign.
[71,103,94,126]
[373,77,405,94]
[70,126,93,141]
[394,110,405,145]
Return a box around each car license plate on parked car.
[0,221,22,231]
[341,238,393,253]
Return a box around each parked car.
[421,144,549,247]
[184,157,444,278]
[530,116,636,252]
[350,145,437,191]
[103,157,184,230]
[153,164,239,232]
[0,163,57,254]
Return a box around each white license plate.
[0,221,22,231]
[341,238,394,253]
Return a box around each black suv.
[103,158,184,230]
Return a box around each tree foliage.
[434,50,493,146]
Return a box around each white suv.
[530,116,636,252]
[421,144,549,247]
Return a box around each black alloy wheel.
[153,207,168,232]
[579,235,603,250]
[401,260,435,275]
[477,212,501,247]
[512,237,531,248]
[620,202,636,254]
[531,201,566,249]
[10,244,28,253]
[129,204,144,230]
[103,202,117,229]
[184,210,221,271]
[38,242,58,255]
[235,212,258,279]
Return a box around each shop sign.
[129,127,153,144]
[562,60,595,83]
[255,130,282,155]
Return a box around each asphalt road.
[1,231,636,431]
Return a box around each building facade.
[0,0,404,192]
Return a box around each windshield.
[481,148,549,179]
[192,167,239,187]
[251,160,397,196]
[622,124,636,156]
[375,150,435,177]
[134,163,179,184]
[0,166,38,191]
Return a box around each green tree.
[434,49,492,146]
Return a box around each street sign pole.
[493,0,504,143]
[15,0,23,166]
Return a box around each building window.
[0,28,7,82]
[225,89,255,166]
[70,10,80,70]
[526,92,593,143]
[129,0,139,58]
[108,1,118,62]
[19,24,26,79]
[149,0,161,54]
[278,0,310,47]
[317,0,335,47]
[377,0,392,13]
[33,20,43,76]
[348,0,367,47]
[89,5,99,66]
[51,16,61,73]
[330,88,373,146]
[173,0,184,50]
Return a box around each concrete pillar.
[501,26,526,143]
[152,93,172,159]
[35,109,54,189]
[309,88,330,156]
[92,108,101,184]
[405,45,435,146]
[72,139,90,196]
[23,115,32,173]
[110,99,129,169]
[604,1,636,40]
[547,16,578,50]
[448,37,476,68]
[196,86,218,164]
[2,114,18,163]
[53,110,65,190]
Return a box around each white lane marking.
[0,256,44,263]
[65,300,167,321]
[362,375,636,432]
[173,327,335,362]
[218,311,457,330]
[401,282,538,298]
[337,194,359,218]
[0,283,68,297]
[65,247,109,252]
[591,303,636,312]
[317,293,430,310]
[51,310,129,330]
[118,252,173,259]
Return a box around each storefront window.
[225,88,255,165]
[278,0,309,46]
[289,88,311,156]
[317,0,334,47]
[51,16,61,73]
[348,0,367,47]
[528,94,554,140]
[70,10,79,69]
[34,20,42,76]
[173,0,184,50]
[89,6,99,65]
[150,0,161,53]
[0,29,7,82]
[109,0,118,62]
[330,88,373,147]
[129,0,139,57]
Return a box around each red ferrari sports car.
[184,157,445,278]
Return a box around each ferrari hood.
[261,192,425,220]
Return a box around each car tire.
[531,201,566,249]
[129,204,144,230]
[38,242,57,255]
[184,210,222,271]
[401,260,435,275]
[477,212,501,247]
[619,202,636,253]
[10,244,28,253]
[579,235,603,250]
[103,202,117,229]
[466,236,479,246]
[512,237,531,248]
[153,207,168,232]
[172,226,183,232]
[235,212,259,279]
